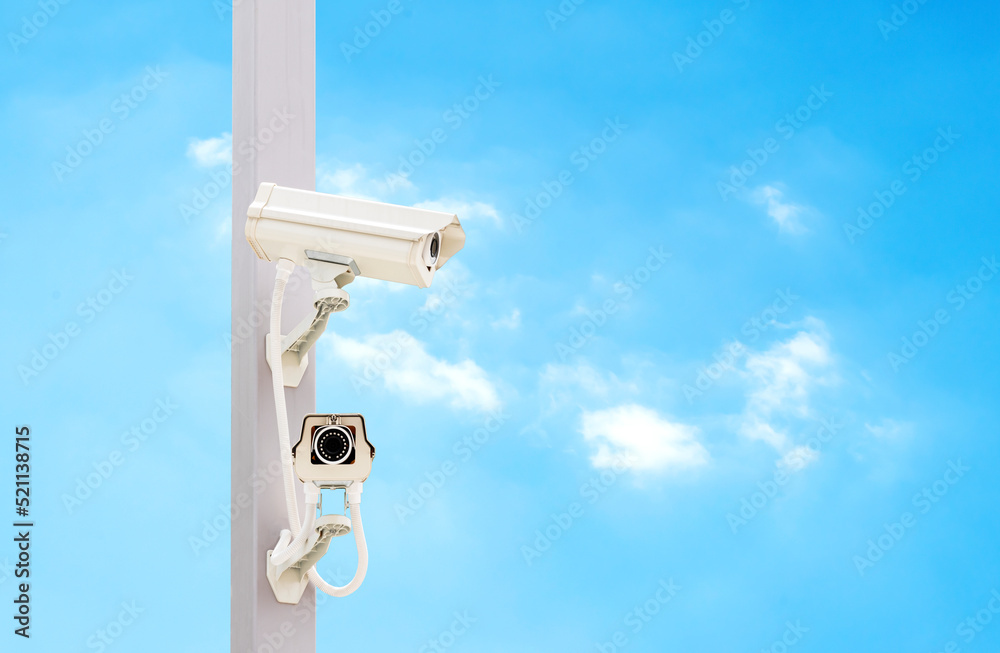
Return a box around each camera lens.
[429,233,440,260]
[423,232,441,267]
[312,425,355,465]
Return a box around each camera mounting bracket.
[266,511,352,605]
[264,256,356,387]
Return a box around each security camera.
[268,412,376,603]
[252,183,466,387]
[246,182,465,288]
[293,414,374,488]
[254,185,466,604]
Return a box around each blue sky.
[2,0,1000,650]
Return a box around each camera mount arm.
[266,258,370,604]
[266,482,362,604]
[265,254,357,388]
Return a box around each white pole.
[232,1,317,650]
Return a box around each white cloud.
[743,326,832,419]
[325,330,501,413]
[523,363,638,445]
[402,262,472,335]
[738,320,836,453]
[581,404,708,472]
[214,211,231,245]
[777,445,819,472]
[186,133,231,167]
[865,419,911,439]
[414,198,502,227]
[491,309,521,330]
[317,163,377,200]
[316,164,499,233]
[350,276,410,294]
[540,362,637,400]
[739,417,789,450]
[317,163,413,201]
[752,185,807,234]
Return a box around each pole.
[232,1,317,650]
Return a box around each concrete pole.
[232,1,317,650]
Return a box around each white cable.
[309,483,368,597]
[270,258,301,531]
[269,259,368,597]
[269,483,318,567]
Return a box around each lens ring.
[423,232,441,267]
[313,425,355,465]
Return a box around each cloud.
[865,419,911,439]
[350,276,411,294]
[414,198,502,227]
[751,185,807,234]
[581,404,708,472]
[325,330,501,413]
[186,133,231,167]
[419,261,471,307]
[739,418,789,450]
[777,445,819,472]
[521,362,638,443]
[738,320,836,451]
[317,163,500,227]
[743,326,832,419]
[317,163,413,200]
[213,210,231,245]
[540,362,638,401]
[491,309,521,330]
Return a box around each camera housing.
[246,183,465,288]
[293,414,374,488]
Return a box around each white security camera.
[266,413,376,604]
[246,182,465,289]
[293,414,374,488]
[252,184,466,605]
[246,182,466,387]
